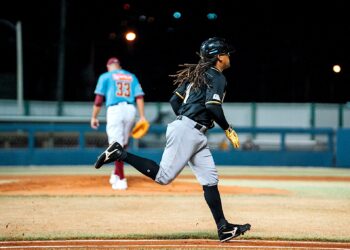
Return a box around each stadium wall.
[0,100,349,167]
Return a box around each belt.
[176,115,208,133]
[110,102,132,106]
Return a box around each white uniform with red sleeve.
[94,69,145,146]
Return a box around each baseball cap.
[106,57,120,66]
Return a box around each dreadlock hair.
[170,54,218,90]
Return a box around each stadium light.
[333,64,341,73]
[123,3,130,10]
[125,31,136,41]
[173,11,181,19]
[207,13,218,20]
[139,15,147,22]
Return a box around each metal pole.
[310,102,315,140]
[16,21,24,115]
[251,102,257,139]
[56,0,66,116]
[338,103,343,128]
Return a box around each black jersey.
[174,67,227,128]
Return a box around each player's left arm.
[205,77,229,130]
[206,104,229,130]
[205,77,239,148]
[91,94,104,129]
[206,103,240,148]
[132,75,146,120]
[135,96,146,120]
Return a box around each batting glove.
[225,126,240,148]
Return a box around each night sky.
[0,0,349,103]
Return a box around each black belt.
[110,102,132,106]
[177,115,208,133]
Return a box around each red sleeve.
[94,94,104,107]
[135,96,144,101]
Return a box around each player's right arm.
[91,94,104,129]
[169,83,187,115]
[91,75,107,129]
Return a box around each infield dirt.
[0,167,350,246]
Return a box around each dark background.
[0,0,349,103]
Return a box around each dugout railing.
[0,123,337,167]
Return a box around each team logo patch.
[213,94,221,101]
[112,74,132,81]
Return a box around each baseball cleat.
[112,178,128,190]
[218,223,251,243]
[94,141,125,169]
[109,172,120,184]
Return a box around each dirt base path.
[1,169,350,248]
[0,174,292,196]
[3,174,346,196]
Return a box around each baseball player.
[90,57,146,190]
[94,38,251,242]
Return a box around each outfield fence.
[1,122,348,167]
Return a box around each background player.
[94,38,251,242]
[90,57,146,190]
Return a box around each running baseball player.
[93,38,251,242]
[90,57,146,190]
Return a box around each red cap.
[106,57,120,66]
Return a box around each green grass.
[219,179,350,198]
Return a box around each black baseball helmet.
[199,37,235,59]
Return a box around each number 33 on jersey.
[94,69,145,107]
[114,74,131,97]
